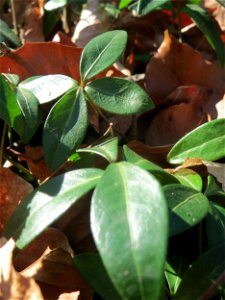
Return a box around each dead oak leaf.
[0,167,33,235]
[0,238,44,300]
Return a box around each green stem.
[10,0,18,35]
[0,122,7,167]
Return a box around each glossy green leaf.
[136,0,170,16]
[206,202,225,248]
[167,119,225,164]
[173,169,203,192]
[2,74,20,85]
[15,87,40,143]
[174,242,225,300]
[183,4,225,66]
[165,256,190,296]
[86,77,153,114]
[0,19,21,46]
[44,0,67,11]
[19,75,78,104]
[163,184,209,236]
[123,145,178,185]
[74,253,121,300]
[80,30,127,82]
[43,88,87,170]
[77,137,119,163]
[4,168,103,249]
[0,75,24,137]
[91,162,168,300]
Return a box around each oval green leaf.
[19,75,78,104]
[91,162,168,300]
[15,87,40,143]
[80,30,127,82]
[174,242,225,300]
[74,253,121,300]
[0,75,24,137]
[173,168,203,192]
[123,145,178,185]
[4,168,103,249]
[183,4,225,66]
[86,77,154,114]
[77,137,119,163]
[43,88,87,170]
[163,184,209,236]
[167,119,225,164]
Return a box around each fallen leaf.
[0,238,44,299]
[145,30,225,106]
[0,167,33,235]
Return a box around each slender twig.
[10,0,18,35]
[199,270,225,300]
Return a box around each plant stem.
[10,0,18,35]
[177,0,183,43]
[0,122,7,167]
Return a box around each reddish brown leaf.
[0,238,44,300]
[145,30,224,106]
[0,167,33,235]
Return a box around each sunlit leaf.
[172,169,203,192]
[91,162,168,300]
[44,0,67,11]
[86,77,153,114]
[167,119,225,164]
[4,168,103,249]
[80,30,127,81]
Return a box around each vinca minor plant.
[1,30,225,299]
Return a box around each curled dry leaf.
[72,0,111,47]
[144,30,225,146]
[0,167,33,235]
[0,238,44,299]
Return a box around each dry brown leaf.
[0,238,44,300]
[0,167,33,235]
[145,30,225,106]
[72,0,111,47]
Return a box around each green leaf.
[165,256,190,296]
[2,74,20,85]
[123,145,178,185]
[183,4,225,66]
[43,88,87,170]
[167,119,225,164]
[173,169,203,192]
[74,253,121,300]
[91,162,168,300]
[119,0,132,9]
[163,184,209,236]
[206,202,225,248]
[80,30,127,82]
[174,242,225,300]
[15,87,40,143]
[136,0,170,16]
[19,75,78,104]
[4,168,103,249]
[44,0,67,11]
[77,137,119,163]
[0,19,21,46]
[0,75,24,137]
[86,77,154,114]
